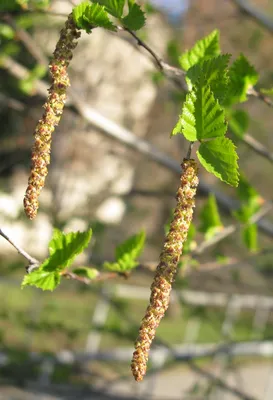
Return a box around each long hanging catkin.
[131,159,199,382]
[24,14,81,219]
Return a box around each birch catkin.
[24,14,81,219]
[131,159,199,382]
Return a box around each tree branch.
[0,228,39,271]
[61,271,119,284]
[248,86,273,109]
[243,133,273,164]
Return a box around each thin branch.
[0,228,39,270]
[243,133,273,164]
[61,271,118,284]
[248,86,273,109]
[186,142,194,159]
[123,27,163,72]
[120,27,187,91]
[231,0,273,34]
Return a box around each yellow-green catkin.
[131,159,199,382]
[24,14,81,219]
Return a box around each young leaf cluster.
[199,194,223,239]
[73,0,145,33]
[233,175,263,252]
[103,231,145,272]
[22,228,93,291]
[172,30,259,188]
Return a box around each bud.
[131,159,198,381]
[24,14,81,219]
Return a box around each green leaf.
[172,82,227,141]
[237,174,259,204]
[167,39,181,66]
[92,0,125,18]
[233,175,261,223]
[226,54,258,104]
[197,137,239,186]
[73,267,99,280]
[47,228,92,271]
[0,24,15,39]
[115,230,145,261]
[199,194,223,239]
[233,204,257,223]
[194,82,227,140]
[22,270,60,291]
[104,230,145,272]
[73,1,116,33]
[242,224,258,252]
[186,54,231,102]
[179,30,220,71]
[122,2,146,31]
[19,64,47,95]
[172,91,196,139]
[0,0,21,11]
[227,109,249,138]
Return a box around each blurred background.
[0,0,273,398]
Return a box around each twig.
[0,228,39,271]
[248,86,273,109]
[231,0,273,34]
[243,133,273,164]
[123,27,163,71]
[186,142,194,159]
[61,271,118,284]
[120,27,187,91]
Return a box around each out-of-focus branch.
[2,55,273,237]
[248,87,273,109]
[188,361,257,400]
[231,0,273,34]
[61,271,119,284]
[243,133,273,163]
[193,201,273,256]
